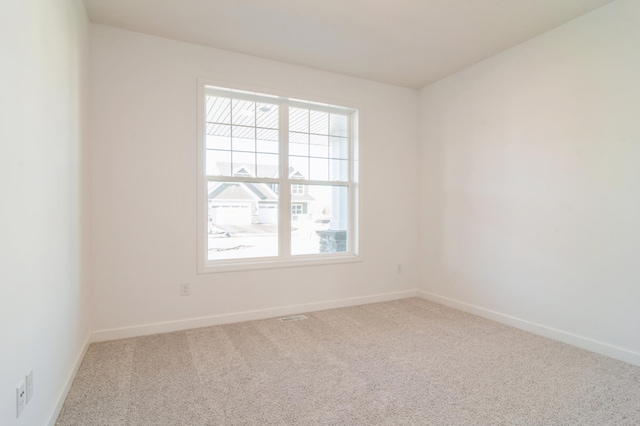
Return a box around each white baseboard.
[91,290,419,343]
[417,290,640,367]
[46,333,92,426]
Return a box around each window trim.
[197,79,361,273]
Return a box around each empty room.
[2,0,640,424]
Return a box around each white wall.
[419,0,640,362]
[90,25,419,335]
[0,0,91,424]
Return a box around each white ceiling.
[82,0,615,89]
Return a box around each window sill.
[198,254,362,274]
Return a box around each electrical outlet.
[26,370,33,403]
[16,381,25,418]
[397,263,403,273]
[180,283,190,296]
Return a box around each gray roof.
[208,163,314,202]
[209,182,277,201]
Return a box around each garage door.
[258,204,277,224]
[210,203,251,225]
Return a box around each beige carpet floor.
[56,298,640,425]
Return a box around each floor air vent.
[279,315,308,322]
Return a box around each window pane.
[309,157,329,181]
[330,113,348,137]
[206,123,231,151]
[330,159,349,181]
[310,110,329,135]
[257,140,279,154]
[310,134,329,158]
[208,182,279,260]
[206,150,230,176]
[329,136,348,159]
[289,132,308,156]
[289,107,308,133]
[206,136,230,152]
[232,152,256,176]
[206,96,281,179]
[289,156,309,180]
[256,103,278,129]
[232,125,255,152]
[206,96,230,124]
[256,153,279,178]
[257,128,279,154]
[291,185,348,255]
[232,99,255,126]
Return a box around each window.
[291,184,304,195]
[198,84,359,271]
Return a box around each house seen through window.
[200,85,358,268]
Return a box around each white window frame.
[197,80,361,273]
